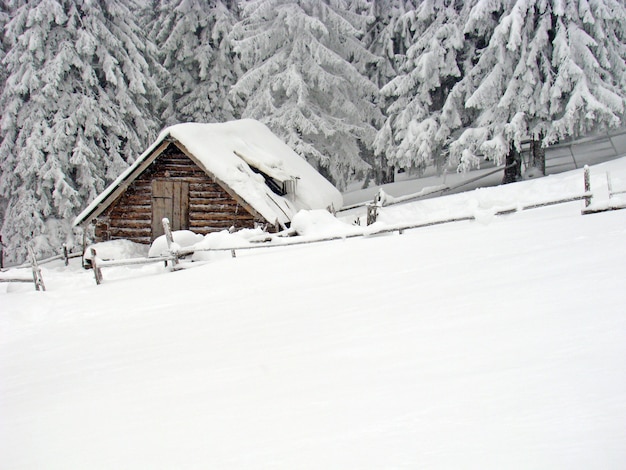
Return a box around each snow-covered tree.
[147,0,240,125]
[0,0,26,114]
[365,0,419,88]
[0,0,162,263]
[230,0,382,190]
[374,0,470,178]
[361,0,418,183]
[0,3,11,84]
[449,0,626,180]
[0,0,20,230]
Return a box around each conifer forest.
[1,0,625,263]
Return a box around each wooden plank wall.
[94,144,260,244]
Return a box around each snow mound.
[291,210,362,238]
[148,231,204,258]
[149,228,268,262]
[191,228,266,262]
[84,239,149,262]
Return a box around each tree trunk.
[502,146,522,184]
[375,153,395,185]
[381,165,395,184]
[530,134,546,176]
[434,145,446,177]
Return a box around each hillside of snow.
[1,159,626,469]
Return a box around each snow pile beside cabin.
[291,209,363,238]
[148,227,267,262]
[148,231,205,258]
[83,239,148,262]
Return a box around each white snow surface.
[2,159,626,469]
[75,119,343,229]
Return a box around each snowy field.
[1,159,626,469]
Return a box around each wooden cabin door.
[151,180,189,240]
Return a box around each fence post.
[162,218,179,269]
[62,243,69,266]
[570,144,579,169]
[27,245,46,291]
[0,235,3,269]
[583,165,591,207]
[81,229,87,268]
[366,203,378,225]
[366,190,384,226]
[608,133,619,157]
[606,171,614,197]
[90,248,103,285]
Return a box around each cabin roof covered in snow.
[74,119,343,228]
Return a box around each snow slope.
[1,160,626,469]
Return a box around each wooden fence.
[0,242,83,291]
[0,245,46,291]
[581,165,626,214]
[89,218,180,285]
[3,166,622,289]
[85,166,625,286]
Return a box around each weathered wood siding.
[94,144,260,244]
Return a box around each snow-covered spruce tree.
[147,0,240,125]
[373,0,469,180]
[0,2,12,87]
[0,0,162,264]
[449,0,626,182]
[230,0,382,190]
[364,0,419,88]
[0,0,19,230]
[362,0,419,184]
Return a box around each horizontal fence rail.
[0,245,46,291]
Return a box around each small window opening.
[249,166,286,196]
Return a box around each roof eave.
[73,137,172,227]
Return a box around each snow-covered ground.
[1,159,626,469]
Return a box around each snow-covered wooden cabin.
[74,119,343,244]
